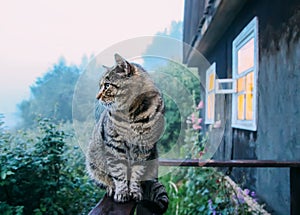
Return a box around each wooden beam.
[159,159,300,168]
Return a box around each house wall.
[195,0,300,214]
[256,2,300,214]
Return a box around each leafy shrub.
[159,99,266,215]
[0,116,104,215]
[161,167,259,215]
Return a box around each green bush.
[161,167,255,215]
[0,116,104,215]
[158,97,266,215]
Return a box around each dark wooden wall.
[184,0,300,214]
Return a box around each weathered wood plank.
[159,159,300,168]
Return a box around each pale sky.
[0,0,184,127]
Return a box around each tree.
[142,21,183,70]
[150,61,201,156]
[18,58,81,128]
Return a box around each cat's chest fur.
[104,110,152,152]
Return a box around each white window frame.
[232,17,258,131]
[205,63,216,124]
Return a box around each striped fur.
[86,54,164,202]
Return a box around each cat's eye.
[104,83,110,90]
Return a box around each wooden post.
[88,181,168,215]
[290,167,300,215]
[88,195,137,215]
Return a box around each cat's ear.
[114,53,132,76]
[114,53,127,66]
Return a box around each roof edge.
[186,0,247,66]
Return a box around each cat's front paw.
[106,187,114,197]
[114,189,131,202]
[130,183,143,201]
[131,190,143,201]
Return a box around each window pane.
[237,94,245,120]
[209,73,215,91]
[237,77,245,92]
[238,38,254,74]
[246,93,253,120]
[207,94,214,120]
[246,72,254,93]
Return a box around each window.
[205,63,216,124]
[203,17,258,130]
[232,17,258,131]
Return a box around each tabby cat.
[86,54,164,202]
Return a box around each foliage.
[181,98,207,159]
[18,58,81,128]
[160,167,263,215]
[151,62,201,155]
[0,117,104,215]
[159,100,266,215]
[142,21,183,70]
[156,21,183,41]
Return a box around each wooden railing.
[89,159,300,215]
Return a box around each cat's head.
[96,54,149,110]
